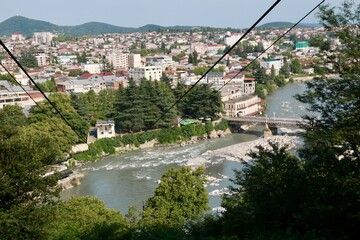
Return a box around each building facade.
[129,66,162,82]
[96,120,115,139]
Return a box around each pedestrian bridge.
[225,116,306,127]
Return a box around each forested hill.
[0,16,320,37]
[0,16,217,36]
[257,21,321,29]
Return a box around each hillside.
[258,21,321,29]
[0,16,320,37]
[0,16,60,37]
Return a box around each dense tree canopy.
[30,93,89,142]
[219,1,360,239]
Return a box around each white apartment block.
[129,66,162,83]
[260,58,283,74]
[106,52,129,69]
[33,32,56,45]
[146,55,174,71]
[244,78,256,95]
[57,55,77,64]
[81,63,103,74]
[11,32,24,41]
[35,53,48,66]
[56,79,106,94]
[106,53,142,69]
[224,34,242,46]
[128,54,142,68]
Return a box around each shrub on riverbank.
[72,119,229,161]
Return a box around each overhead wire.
[0,40,87,143]
[217,0,326,92]
[0,62,86,152]
[137,0,282,137]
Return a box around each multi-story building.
[243,77,256,95]
[128,54,142,68]
[81,63,103,74]
[106,52,129,69]
[205,72,226,85]
[35,53,48,66]
[129,66,162,83]
[11,32,24,41]
[145,55,174,71]
[56,78,107,93]
[96,120,115,139]
[224,34,242,46]
[0,81,43,109]
[260,58,283,75]
[33,32,56,45]
[57,55,78,64]
[223,94,262,117]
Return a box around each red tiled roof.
[80,73,93,79]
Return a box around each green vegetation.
[19,51,38,68]
[30,93,89,142]
[34,78,57,92]
[73,119,228,161]
[1,1,358,239]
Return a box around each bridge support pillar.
[263,123,273,138]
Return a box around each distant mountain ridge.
[0,16,321,37]
[257,21,321,29]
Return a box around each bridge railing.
[224,116,306,126]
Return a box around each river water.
[61,82,309,214]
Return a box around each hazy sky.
[1,0,345,28]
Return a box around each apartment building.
[129,66,162,83]
[81,63,103,74]
[33,32,56,45]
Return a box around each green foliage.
[0,205,56,240]
[290,58,302,74]
[30,92,89,142]
[47,197,129,240]
[193,66,225,76]
[19,51,38,68]
[0,73,17,85]
[179,84,223,120]
[222,143,308,239]
[114,79,177,133]
[214,119,228,131]
[308,34,331,51]
[76,52,87,63]
[68,69,85,77]
[219,2,360,240]
[139,167,209,236]
[34,78,57,92]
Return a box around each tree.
[290,58,302,74]
[0,73,18,86]
[76,52,87,63]
[47,197,129,239]
[29,93,89,142]
[181,84,223,120]
[138,167,209,238]
[0,107,64,239]
[34,78,57,92]
[297,0,360,160]
[221,144,309,239]
[19,51,38,68]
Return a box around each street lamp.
[273,112,276,120]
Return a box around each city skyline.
[1,0,344,29]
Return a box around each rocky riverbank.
[203,135,302,162]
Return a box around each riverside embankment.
[61,82,309,213]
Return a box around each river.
[61,82,309,214]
